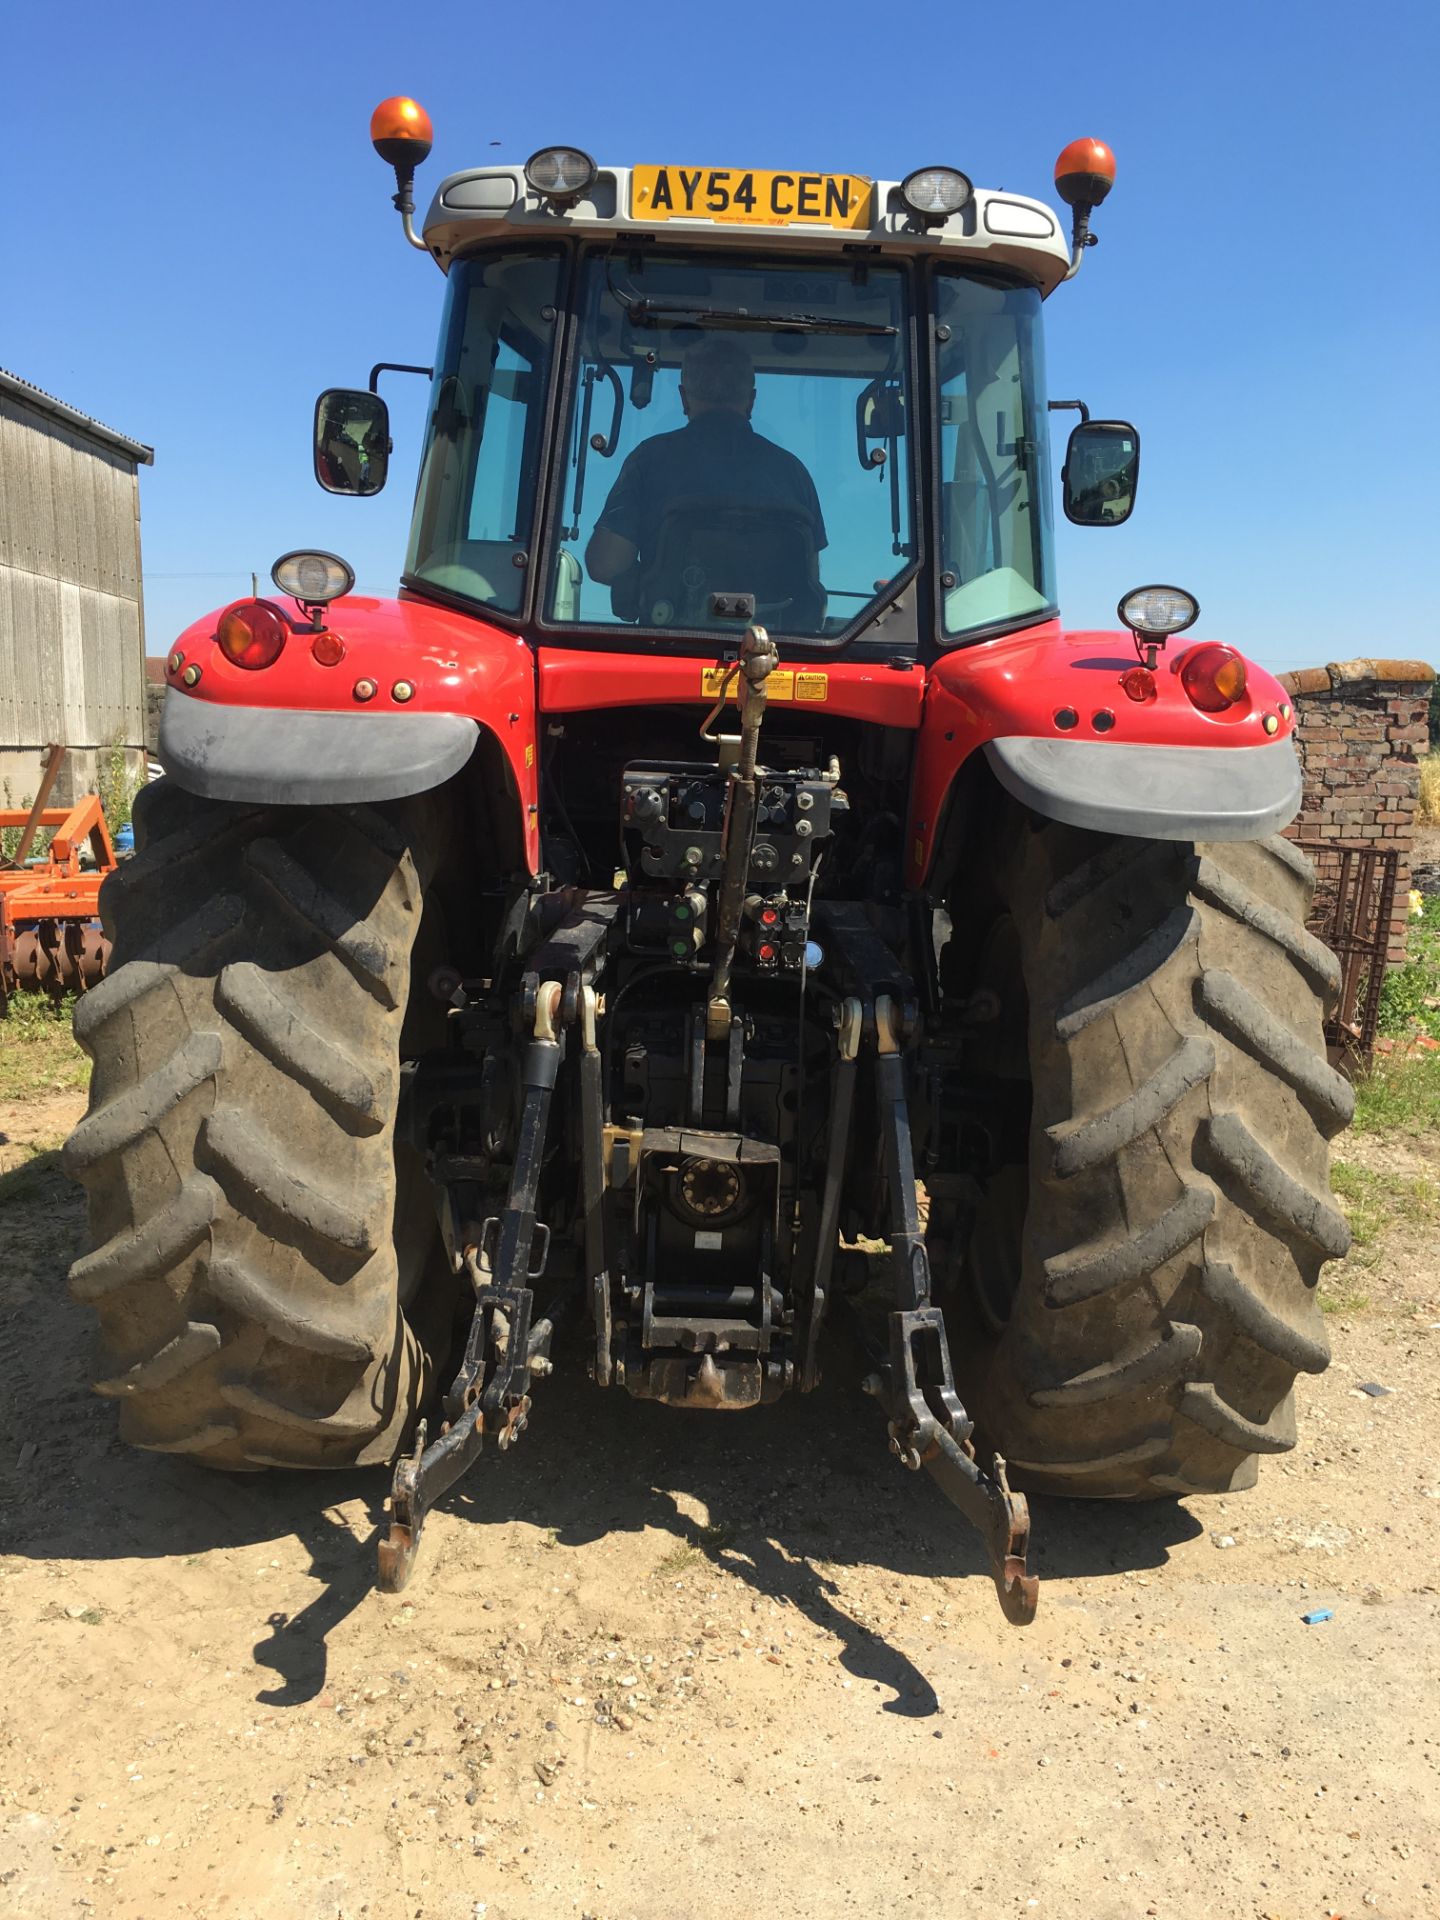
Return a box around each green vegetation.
[655,1520,734,1578]
[1330,1156,1440,1266]
[97,734,145,838]
[0,992,89,1100]
[1351,1047,1440,1135]
[1318,1276,1371,1317]
[1418,751,1440,826]
[1,777,40,861]
[1374,891,1440,1042]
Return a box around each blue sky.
[6,0,1434,673]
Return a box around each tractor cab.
[320,132,1132,662]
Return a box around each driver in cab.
[584,338,827,625]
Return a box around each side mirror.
[314,388,391,496]
[1062,420,1139,527]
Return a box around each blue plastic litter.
[1302,1608,1334,1625]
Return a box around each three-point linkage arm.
[706,623,779,1040]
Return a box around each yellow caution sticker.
[701,668,827,704]
[525,743,534,767]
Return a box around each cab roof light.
[1054,136,1115,281]
[371,95,434,253]
[900,166,973,225]
[370,95,433,169]
[525,147,597,205]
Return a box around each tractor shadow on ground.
[5,1200,1203,1712]
[436,1334,1203,1713]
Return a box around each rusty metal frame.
[1293,841,1400,1062]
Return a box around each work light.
[1117,585,1199,638]
[272,550,356,605]
[525,147,597,201]
[900,166,973,221]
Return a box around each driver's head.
[679,338,755,420]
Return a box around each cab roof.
[420,165,1072,295]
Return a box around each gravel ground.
[2,1086,1438,1920]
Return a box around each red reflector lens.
[760,908,778,925]
[311,630,345,666]
[1120,666,1157,704]
[1181,644,1248,713]
[217,600,288,670]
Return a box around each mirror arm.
[369,362,434,395]
[1047,398,1090,424]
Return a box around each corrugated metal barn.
[0,369,153,806]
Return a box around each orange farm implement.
[1,744,114,1007]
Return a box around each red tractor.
[64,105,1351,1623]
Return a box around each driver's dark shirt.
[592,411,827,561]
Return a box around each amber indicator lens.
[1181,644,1248,713]
[216,600,288,671]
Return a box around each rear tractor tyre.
[63,779,453,1470]
[957,816,1353,1498]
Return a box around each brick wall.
[1279,657,1434,966]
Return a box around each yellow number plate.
[632,165,873,230]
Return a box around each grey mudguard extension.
[985,734,1303,842]
[159,691,480,805]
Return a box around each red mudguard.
[157,594,541,870]
[906,621,1301,886]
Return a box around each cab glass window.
[406,250,562,614]
[546,252,913,641]
[934,272,1056,640]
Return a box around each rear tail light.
[216,600,288,671]
[1180,643,1247,713]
